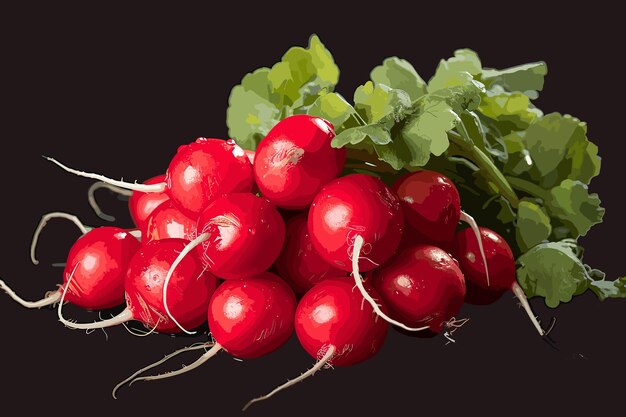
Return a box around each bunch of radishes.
[0,114,547,410]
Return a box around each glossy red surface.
[128,174,170,231]
[452,227,516,291]
[392,170,461,244]
[308,174,404,272]
[208,272,296,358]
[275,214,346,294]
[295,278,388,366]
[62,227,141,309]
[372,245,466,332]
[254,115,345,209]
[125,239,217,333]
[144,200,198,243]
[464,280,507,305]
[166,138,253,216]
[197,193,285,279]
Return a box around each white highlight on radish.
[242,345,336,411]
[88,182,133,222]
[131,343,222,384]
[511,282,545,336]
[351,235,429,332]
[162,232,210,335]
[0,280,62,308]
[112,342,215,399]
[459,211,490,287]
[31,212,91,265]
[45,157,167,193]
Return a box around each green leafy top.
[226,35,622,307]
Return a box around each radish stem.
[88,182,133,222]
[459,211,490,287]
[112,342,215,398]
[0,281,62,308]
[45,157,166,193]
[351,235,429,332]
[31,212,91,265]
[242,345,336,411]
[511,282,545,336]
[162,232,210,335]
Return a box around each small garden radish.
[1,227,140,310]
[275,213,346,294]
[452,226,546,335]
[57,238,217,334]
[244,277,388,410]
[307,173,422,330]
[112,272,296,397]
[47,137,253,216]
[143,200,197,243]
[160,192,285,333]
[372,244,466,335]
[254,115,346,209]
[392,170,490,285]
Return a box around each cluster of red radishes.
[0,115,545,410]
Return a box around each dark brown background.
[0,4,623,416]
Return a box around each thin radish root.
[242,345,336,411]
[121,318,160,337]
[443,317,470,345]
[511,282,545,336]
[88,182,133,222]
[130,343,222,384]
[44,156,166,193]
[57,265,134,329]
[31,212,92,265]
[351,235,429,332]
[162,232,210,334]
[0,280,62,308]
[112,342,216,399]
[459,211,490,287]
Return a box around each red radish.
[372,244,466,333]
[46,137,253,216]
[465,280,506,305]
[1,227,140,310]
[243,277,388,410]
[275,213,346,294]
[143,200,197,243]
[452,226,545,335]
[308,173,421,330]
[112,272,296,397]
[128,175,170,229]
[161,193,285,333]
[253,115,346,209]
[88,182,133,222]
[392,170,490,285]
[57,238,217,334]
[244,149,255,164]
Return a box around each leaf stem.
[506,176,551,202]
[448,131,520,208]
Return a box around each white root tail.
[45,157,166,193]
[31,212,92,265]
[351,235,429,332]
[130,343,222,385]
[112,342,216,399]
[0,280,62,308]
[511,282,545,336]
[459,211,490,287]
[88,182,133,222]
[162,232,210,335]
[242,345,336,411]
[57,267,133,329]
